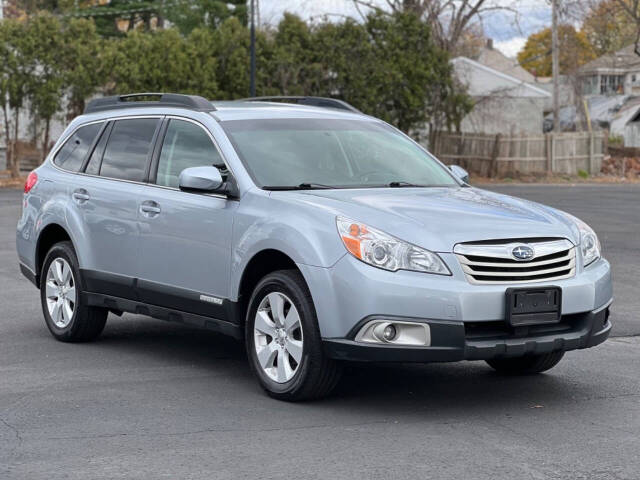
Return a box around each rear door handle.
[140,200,161,217]
[72,189,90,203]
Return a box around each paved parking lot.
[1,185,639,479]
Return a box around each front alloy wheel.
[253,292,304,383]
[245,270,342,401]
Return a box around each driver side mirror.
[179,166,228,194]
[449,165,470,184]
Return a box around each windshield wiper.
[262,182,334,191]
[387,181,426,188]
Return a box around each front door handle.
[140,200,161,217]
[72,189,90,204]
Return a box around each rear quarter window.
[53,122,103,172]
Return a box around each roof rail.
[84,93,216,114]
[241,96,360,113]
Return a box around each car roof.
[209,100,374,122]
[69,99,377,132]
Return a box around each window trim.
[147,115,235,191]
[97,117,163,183]
[52,120,106,173]
[81,121,113,175]
[49,115,164,187]
[50,114,236,198]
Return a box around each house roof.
[548,95,640,135]
[452,57,551,98]
[579,44,640,74]
[475,46,536,83]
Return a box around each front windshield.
[221,118,459,189]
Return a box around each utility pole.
[552,0,560,132]
[249,0,256,97]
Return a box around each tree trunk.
[2,104,11,175]
[42,117,51,164]
[10,107,20,178]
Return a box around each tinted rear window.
[53,123,102,172]
[99,118,158,182]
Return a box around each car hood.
[295,187,579,252]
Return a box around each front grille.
[454,239,576,285]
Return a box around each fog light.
[383,324,397,341]
[355,320,431,346]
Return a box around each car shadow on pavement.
[88,314,597,415]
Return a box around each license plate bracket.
[505,287,562,327]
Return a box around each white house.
[452,56,551,135]
[579,44,640,96]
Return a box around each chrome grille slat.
[457,251,573,268]
[454,239,576,285]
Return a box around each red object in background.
[24,171,38,193]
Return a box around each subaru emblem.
[512,245,534,261]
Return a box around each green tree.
[518,25,596,76]
[61,18,105,117]
[104,28,219,98]
[0,19,33,177]
[312,12,471,135]
[266,13,323,96]
[163,0,248,35]
[25,14,67,160]
[209,16,252,99]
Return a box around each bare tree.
[351,0,517,52]
[612,0,640,55]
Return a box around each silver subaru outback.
[16,93,612,401]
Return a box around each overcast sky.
[258,0,552,58]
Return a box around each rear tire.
[245,270,342,401]
[486,351,565,375]
[40,241,107,342]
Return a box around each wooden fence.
[430,131,606,177]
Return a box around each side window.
[99,118,159,182]
[156,119,224,188]
[53,123,102,172]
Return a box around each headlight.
[562,212,601,267]
[578,220,601,267]
[336,216,451,275]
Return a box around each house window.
[582,75,598,95]
[601,75,624,95]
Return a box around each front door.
[136,118,238,320]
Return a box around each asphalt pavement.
[1,184,639,480]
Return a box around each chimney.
[486,38,493,50]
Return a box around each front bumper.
[323,301,612,362]
[298,252,613,363]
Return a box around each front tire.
[486,351,565,375]
[40,241,108,342]
[245,270,342,401]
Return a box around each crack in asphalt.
[42,419,393,441]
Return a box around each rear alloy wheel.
[246,270,342,401]
[44,258,76,329]
[40,241,108,342]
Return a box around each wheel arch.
[235,249,301,325]
[35,223,74,285]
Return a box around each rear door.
[136,117,238,319]
[74,116,161,298]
